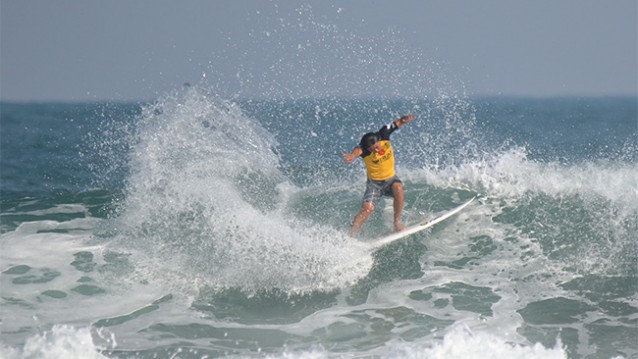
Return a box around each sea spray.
[112,88,372,294]
[408,145,638,276]
[0,325,114,359]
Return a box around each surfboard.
[367,196,476,249]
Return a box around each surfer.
[342,114,416,237]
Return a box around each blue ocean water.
[1,90,637,358]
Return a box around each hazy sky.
[1,0,637,102]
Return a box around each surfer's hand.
[397,115,416,127]
[342,152,356,163]
[343,148,362,163]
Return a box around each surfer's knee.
[391,182,404,200]
[361,201,374,213]
[391,181,403,193]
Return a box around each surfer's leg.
[351,179,382,236]
[391,181,405,232]
[351,201,374,237]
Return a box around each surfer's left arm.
[394,115,415,128]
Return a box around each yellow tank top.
[362,140,395,180]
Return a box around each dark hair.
[360,133,379,149]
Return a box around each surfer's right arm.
[342,147,363,163]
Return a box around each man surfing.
[342,115,416,237]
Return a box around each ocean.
[1,89,636,358]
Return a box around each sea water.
[1,89,636,358]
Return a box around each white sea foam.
[409,147,638,207]
[384,325,567,359]
[113,88,374,294]
[0,325,113,359]
[15,204,91,217]
[1,218,98,267]
[269,325,567,359]
[0,216,172,345]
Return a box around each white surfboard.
[367,197,476,249]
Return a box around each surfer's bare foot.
[394,223,406,232]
